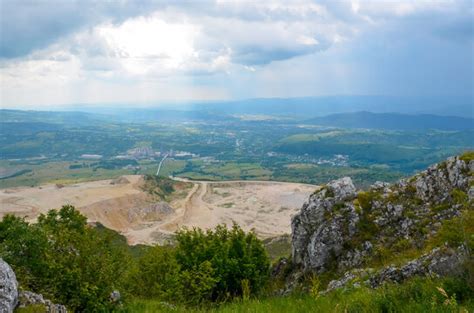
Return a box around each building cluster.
[114,147,197,160]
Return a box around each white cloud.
[0,0,472,107]
[96,16,198,70]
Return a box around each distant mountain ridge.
[305,111,474,131]
[6,95,473,118]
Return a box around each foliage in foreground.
[2,205,473,312]
[0,205,130,312]
[0,206,270,311]
[125,276,474,313]
[127,224,270,305]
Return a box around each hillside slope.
[305,111,474,131]
[288,152,473,292]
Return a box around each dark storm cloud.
[0,0,166,58]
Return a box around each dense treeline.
[0,206,270,312]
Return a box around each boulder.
[110,290,121,303]
[0,259,18,313]
[326,177,357,202]
[18,291,67,313]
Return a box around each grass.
[459,151,474,162]
[284,163,317,170]
[155,159,187,177]
[15,304,47,313]
[124,277,474,313]
[0,158,192,188]
[176,161,272,181]
[279,131,345,144]
[262,234,292,261]
[0,160,136,188]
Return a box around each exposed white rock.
[291,155,472,277]
[291,177,357,272]
[0,259,18,313]
[18,290,67,313]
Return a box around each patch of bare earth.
[0,176,318,245]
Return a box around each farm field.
[1,109,472,190]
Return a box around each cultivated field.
[0,175,317,244]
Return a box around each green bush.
[127,224,270,306]
[356,191,383,212]
[126,245,181,300]
[143,175,176,199]
[0,215,49,290]
[450,188,468,204]
[434,210,474,249]
[459,151,474,162]
[0,205,130,312]
[174,224,270,303]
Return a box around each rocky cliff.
[290,153,473,288]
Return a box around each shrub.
[143,175,175,199]
[0,205,130,312]
[356,191,381,212]
[391,238,412,252]
[434,210,474,250]
[126,245,181,300]
[459,151,474,162]
[174,224,270,303]
[450,189,468,205]
[127,224,270,306]
[431,203,451,213]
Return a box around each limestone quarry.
[0,175,317,245]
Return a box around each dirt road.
[0,175,318,245]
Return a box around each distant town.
[81,147,198,161]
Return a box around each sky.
[0,0,473,108]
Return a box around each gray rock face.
[291,177,357,272]
[0,259,18,313]
[127,201,174,222]
[468,187,474,202]
[327,177,357,202]
[18,291,67,313]
[324,246,467,292]
[291,155,472,275]
[414,157,471,203]
[369,246,466,288]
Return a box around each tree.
[174,224,270,302]
[0,205,130,312]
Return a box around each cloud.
[0,1,345,64]
[0,0,169,58]
[0,0,472,107]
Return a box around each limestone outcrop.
[18,291,67,313]
[0,258,67,313]
[291,155,473,278]
[0,258,18,313]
